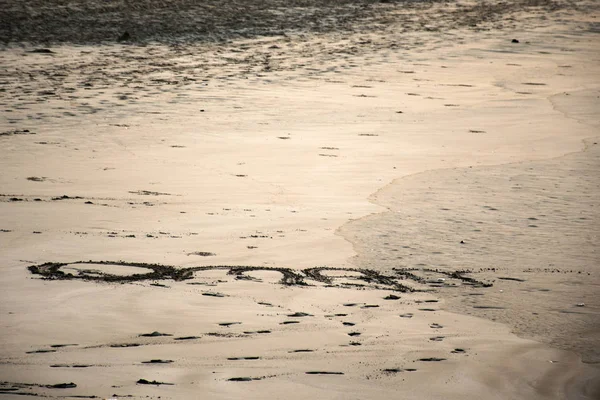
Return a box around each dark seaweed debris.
[0,129,36,136]
[137,379,173,385]
[304,266,415,292]
[305,371,344,375]
[26,261,493,292]
[227,376,264,382]
[48,382,77,389]
[0,381,77,393]
[139,331,172,337]
[424,268,493,288]
[27,261,194,283]
[228,266,306,286]
[26,261,310,287]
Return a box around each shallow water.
[341,137,600,362]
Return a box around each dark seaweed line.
[391,266,492,288]
[27,261,307,286]
[422,268,493,288]
[304,266,415,292]
[26,261,491,291]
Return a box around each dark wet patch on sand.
[139,331,172,337]
[110,343,142,348]
[305,371,344,375]
[50,364,92,368]
[174,336,201,341]
[382,368,417,373]
[219,322,242,327]
[498,277,526,282]
[26,349,57,354]
[137,379,174,385]
[288,312,313,317]
[203,292,227,297]
[228,376,265,382]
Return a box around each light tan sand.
[1,1,599,398]
[1,277,597,399]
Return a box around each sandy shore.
[343,137,600,363]
[1,0,599,398]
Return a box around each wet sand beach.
[1,0,599,398]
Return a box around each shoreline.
[339,134,600,363]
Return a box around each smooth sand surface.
[1,0,599,398]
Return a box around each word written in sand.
[27,261,493,293]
